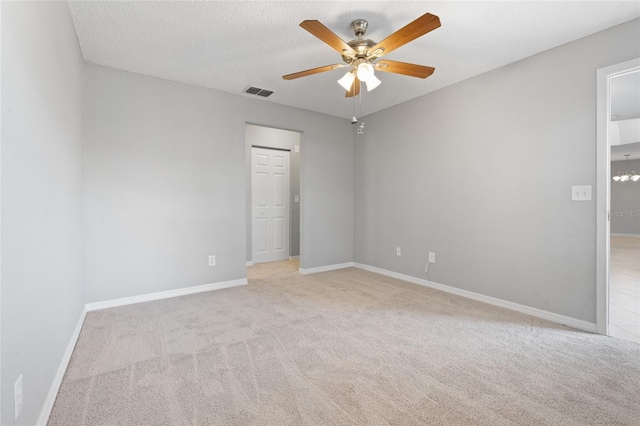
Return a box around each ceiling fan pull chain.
[351,88,357,124]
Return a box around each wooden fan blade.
[369,13,440,58]
[283,64,345,80]
[345,78,361,97]
[300,20,356,57]
[375,60,435,78]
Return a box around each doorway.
[246,124,301,266]
[596,58,640,343]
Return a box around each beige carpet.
[50,260,640,425]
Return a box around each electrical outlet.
[429,252,436,263]
[15,375,23,420]
[396,247,401,256]
[208,255,216,266]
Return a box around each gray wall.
[611,158,640,235]
[354,19,640,324]
[1,2,85,425]
[246,124,301,261]
[84,64,353,303]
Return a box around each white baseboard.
[246,261,254,266]
[289,255,300,260]
[354,263,596,333]
[299,262,354,275]
[37,306,87,425]
[38,277,248,424]
[611,233,640,237]
[86,278,248,312]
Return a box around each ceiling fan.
[283,13,441,97]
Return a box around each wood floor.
[609,235,640,343]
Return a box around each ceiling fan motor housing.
[342,19,376,64]
[344,38,375,63]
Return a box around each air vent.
[244,86,274,98]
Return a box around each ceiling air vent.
[244,86,274,98]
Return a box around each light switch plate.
[294,195,300,203]
[571,185,592,201]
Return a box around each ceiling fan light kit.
[283,12,441,116]
[355,62,382,91]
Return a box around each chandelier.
[612,154,640,183]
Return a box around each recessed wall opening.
[608,68,640,343]
[245,124,302,267]
[596,57,640,344]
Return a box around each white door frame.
[595,57,640,335]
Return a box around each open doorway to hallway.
[609,69,640,342]
[245,124,301,266]
[598,61,640,343]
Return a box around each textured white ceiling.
[67,1,640,120]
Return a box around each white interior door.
[252,147,290,263]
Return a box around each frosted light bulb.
[356,63,374,80]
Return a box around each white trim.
[610,233,640,238]
[354,263,596,333]
[299,262,354,275]
[86,278,248,311]
[0,4,3,421]
[289,255,300,260]
[37,306,87,425]
[596,58,640,336]
[246,261,254,266]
